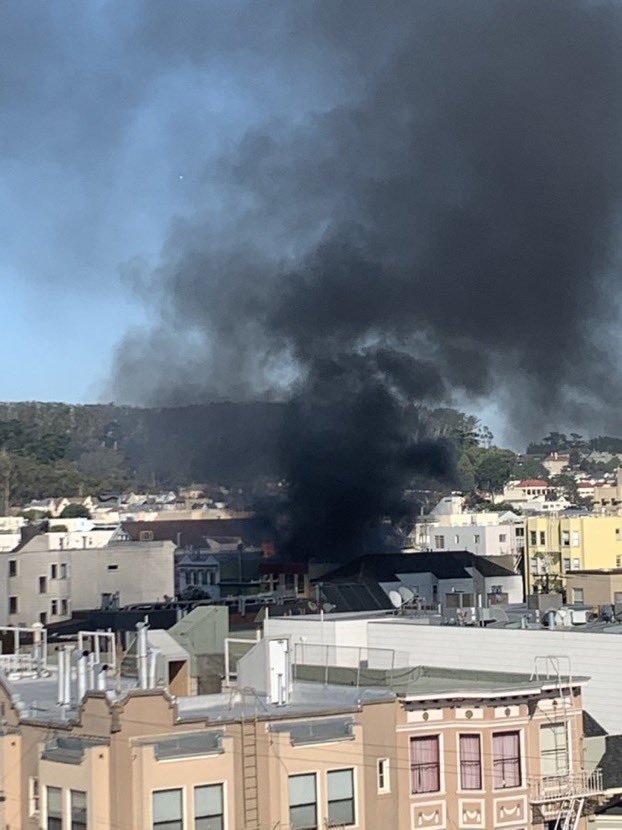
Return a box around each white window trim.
[150,786,186,829]
[377,758,391,794]
[326,766,358,829]
[194,780,227,830]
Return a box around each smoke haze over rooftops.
[5,1,622,554]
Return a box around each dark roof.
[123,518,272,548]
[597,798,622,816]
[584,710,608,738]
[321,551,516,583]
[600,735,622,790]
[320,582,393,613]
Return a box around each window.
[289,773,317,830]
[562,530,570,546]
[454,534,460,545]
[573,558,581,570]
[515,527,525,537]
[617,528,622,540]
[28,776,39,817]
[153,788,183,830]
[9,596,18,615]
[107,564,118,571]
[572,531,580,547]
[60,563,68,579]
[61,599,69,615]
[377,758,390,793]
[573,587,584,604]
[71,790,87,830]
[563,558,571,571]
[434,535,445,549]
[39,612,47,625]
[499,534,507,543]
[140,530,154,542]
[47,786,63,830]
[50,563,58,580]
[539,531,546,546]
[614,592,622,606]
[327,769,355,827]
[39,576,47,594]
[530,531,537,546]
[410,735,440,794]
[194,783,224,830]
[540,723,569,776]
[493,731,521,788]
[459,734,482,790]
[51,600,58,616]
[8,560,16,577]
[617,555,622,567]
[474,534,480,544]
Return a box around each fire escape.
[529,657,604,830]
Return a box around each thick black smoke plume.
[97,0,622,554]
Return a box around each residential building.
[593,470,622,513]
[264,611,622,735]
[0,621,604,830]
[565,570,622,607]
[524,515,622,595]
[502,479,553,504]
[0,530,174,625]
[543,452,571,476]
[322,551,524,605]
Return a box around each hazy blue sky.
[0,1,347,402]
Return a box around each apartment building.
[565,569,622,607]
[524,515,622,594]
[0,530,174,625]
[0,625,604,830]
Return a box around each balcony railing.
[529,769,603,804]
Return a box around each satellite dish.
[398,586,415,603]
[389,590,403,609]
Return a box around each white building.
[410,496,524,558]
[0,529,174,626]
[265,612,622,734]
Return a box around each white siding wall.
[266,616,622,733]
[367,622,622,733]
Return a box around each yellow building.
[525,515,622,595]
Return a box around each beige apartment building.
[0,627,604,830]
[565,569,622,607]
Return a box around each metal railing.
[529,769,603,803]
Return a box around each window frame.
[492,730,522,790]
[540,722,570,778]
[8,559,17,578]
[70,788,87,830]
[194,781,225,830]
[326,768,355,828]
[46,785,63,830]
[288,772,318,830]
[410,734,441,795]
[377,758,391,794]
[28,776,40,817]
[152,787,184,830]
[459,733,483,791]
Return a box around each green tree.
[60,503,91,519]
[456,453,476,492]
[472,448,517,493]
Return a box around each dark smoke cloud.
[6,1,622,553]
[107,0,622,554]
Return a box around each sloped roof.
[123,517,271,547]
[320,582,393,612]
[322,551,516,583]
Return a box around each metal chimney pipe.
[87,652,96,690]
[57,649,66,705]
[63,646,72,705]
[136,622,149,689]
[96,664,108,692]
[148,649,158,689]
[77,651,88,700]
